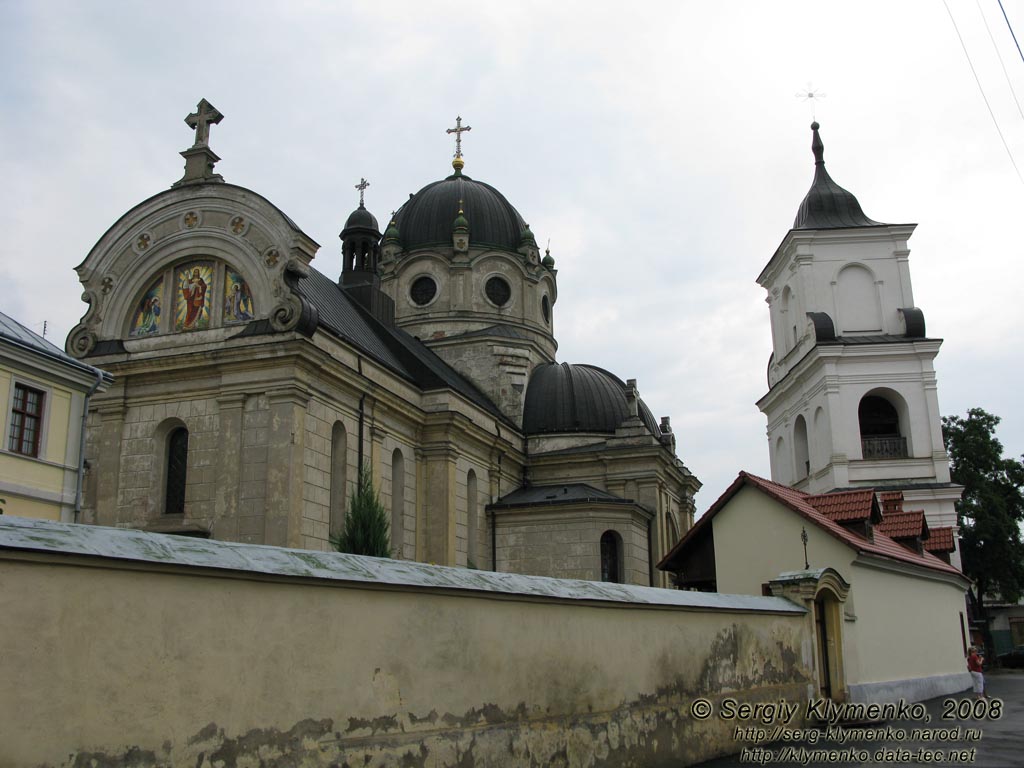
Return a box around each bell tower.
[756,123,961,562]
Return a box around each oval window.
[410,276,438,306]
[485,276,511,307]
[542,295,550,323]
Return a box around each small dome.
[395,173,526,252]
[343,203,380,233]
[542,248,555,268]
[523,363,660,437]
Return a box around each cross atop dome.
[446,115,471,174]
[355,177,370,207]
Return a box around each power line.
[997,0,1024,67]
[943,0,1024,186]
[977,0,1024,125]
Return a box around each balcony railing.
[861,435,908,460]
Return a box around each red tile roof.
[806,489,878,522]
[877,510,928,540]
[879,491,905,515]
[658,472,966,582]
[925,526,957,554]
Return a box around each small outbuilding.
[658,471,971,703]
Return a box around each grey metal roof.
[395,172,527,252]
[522,362,661,437]
[298,269,509,423]
[0,516,804,614]
[793,123,885,230]
[490,483,633,509]
[0,311,112,382]
[818,334,940,346]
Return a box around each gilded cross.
[355,178,370,206]
[185,99,224,148]
[446,115,472,158]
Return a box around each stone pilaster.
[95,403,125,525]
[265,386,310,548]
[214,393,246,541]
[422,444,458,565]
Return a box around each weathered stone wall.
[1,517,811,768]
[495,507,651,584]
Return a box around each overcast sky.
[2,0,1022,511]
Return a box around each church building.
[756,122,962,565]
[65,101,700,587]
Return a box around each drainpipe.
[357,393,366,486]
[74,369,106,523]
[491,451,502,571]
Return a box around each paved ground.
[696,670,1023,767]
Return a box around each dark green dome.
[395,173,527,251]
[523,363,661,437]
[343,203,379,233]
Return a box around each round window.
[410,276,438,306]
[485,276,511,307]
[542,295,550,323]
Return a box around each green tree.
[942,408,1024,621]
[331,467,391,558]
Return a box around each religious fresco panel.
[129,276,164,336]
[223,269,255,324]
[175,263,214,332]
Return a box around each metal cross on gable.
[446,115,472,158]
[185,99,224,148]
[355,177,370,206]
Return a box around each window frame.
[6,380,49,459]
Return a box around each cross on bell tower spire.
[173,98,225,187]
[446,115,472,174]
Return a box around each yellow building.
[0,312,111,521]
[659,473,971,704]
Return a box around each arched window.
[837,264,881,333]
[467,469,479,568]
[391,448,405,556]
[793,415,810,481]
[775,435,790,485]
[666,513,680,548]
[813,407,828,467]
[165,427,189,515]
[329,422,347,538]
[859,395,907,459]
[600,530,623,583]
[780,286,795,350]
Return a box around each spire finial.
[810,121,825,165]
[447,115,472,173]
[355,177,370,207]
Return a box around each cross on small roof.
[446,115,472,159]
[355,177,370,206]
[185,99,223,148]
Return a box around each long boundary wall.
[0,517,811,767]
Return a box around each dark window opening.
[600,530,623,583]
[542,295,551,323]
[410,276,437,306]
[485,276,511,307]
[165,427,189,515]
[859,395,907,459]
[8,384,44,457]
